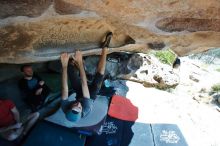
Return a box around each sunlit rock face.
[0,0,219,63]
[0,18,135,63]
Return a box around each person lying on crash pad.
[60,32,112,122]
[0,99,39,141]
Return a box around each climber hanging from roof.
[60,32,113,122]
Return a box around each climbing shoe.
[101,32,113,48]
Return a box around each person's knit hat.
[65,109,81,122]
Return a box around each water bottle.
[104,79,112,88]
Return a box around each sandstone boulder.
[84,53,179,89]
[0,0,219,63]
[119,53,180,89]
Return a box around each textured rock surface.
[0,0,53,18]
[84,53,179,88]
[120,53,180,88]
[0,0,219,63]
[0,18,136,63]
[156,18,220,32]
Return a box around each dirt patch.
[0,25,34,56]
[147,42,165,50]
[156,18,220,32]
[0,0,52,18]
[54,0,82,15]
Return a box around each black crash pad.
[0,138,18,146]
[86,116,188,146]
[86,116,154,146]
[22,121,86,146]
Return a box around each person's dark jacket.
[18,73,51,108]
[173,58,181,68]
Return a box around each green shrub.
[216,68,220,72]
[211,83,220,93]
[153,49,176,65]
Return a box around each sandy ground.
[111,56,220,146]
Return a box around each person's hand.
[60,53,69,68]
[72,51,83,68]
[12,123,22,129]
[39,81,45,86]
[35,88,43,95]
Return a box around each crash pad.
[45,94,109,134]
[0,138,19,146]
[86,116,188,146]
[108,95,138,122]
[86,116,154,146]
[22,121,86,146]
[151,124,188,146]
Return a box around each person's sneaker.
[101,32,113,48]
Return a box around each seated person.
[60,32,112,122]
[173,57,181,69]
[0,99,39,141]
[19,65,51,111]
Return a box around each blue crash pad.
[86,116,154,146]
[22,121,86,146]
[45,94,109,134]
[151,124,188,146]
